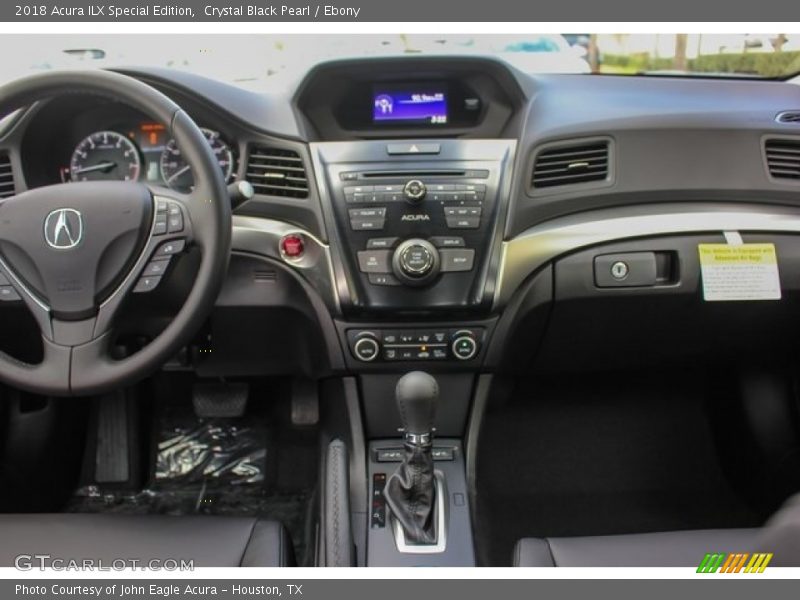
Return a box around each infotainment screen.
[372,86,448,125]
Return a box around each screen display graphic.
[373,88,448,124]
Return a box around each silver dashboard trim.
[496,204,800,308]
[231,215,340,312]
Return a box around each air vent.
[776,111,800,124]
[765,139,800,181]
[245,146,309,198]
[531,140,610,189]
[0,151,15,198]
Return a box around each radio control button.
[441,249,475,272]
[368,273,401,286]
[349,207,386,219]
[367,237,399,249]
[403,180,427,203]
[399,245,434,275]
[392,239,441,285]
[351,219,385,231]
[430,236,465,248]
[446,217,480,229]
[344,185,374,194]
[357,250,392,273]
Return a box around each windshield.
[1,33,799,91]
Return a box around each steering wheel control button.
[167,213,184,233]
[0,286,21,302]
[403,180,427,204]
[280,234,305,259]
[357,250,391,273]
[155,239,186,257]
[133,276,162,293]
[154,214,168,235]
[156,199,168,213]
[0,273,8,286]
[452,334,478,360]
[440,248,476,272]
[143,260,170,276]
[353,336,380,362]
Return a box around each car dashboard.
[2,56,800,380]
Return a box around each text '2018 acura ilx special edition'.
[0,34,799,568]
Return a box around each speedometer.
[159,128,234,192]
[70,131,141,182]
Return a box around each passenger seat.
[514,494,800,567]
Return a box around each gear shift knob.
[396,371,438,442]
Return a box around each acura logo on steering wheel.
[44,208,83,249]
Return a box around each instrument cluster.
[63,121,236,193]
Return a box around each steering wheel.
[0,70,231,396]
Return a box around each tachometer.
[70,131,141,182]
[159,128,234,192]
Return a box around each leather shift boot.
[384,442,436,544]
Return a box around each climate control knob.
[353,335,380,362]
[403,179,427,204]
[392,239,440,286]
[451,332,478,360]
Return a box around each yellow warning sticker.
[698,243,781,301]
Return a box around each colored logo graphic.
[697,552,773,573]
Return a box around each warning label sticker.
[698,243,781,301]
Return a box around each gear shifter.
[383,371,439,545]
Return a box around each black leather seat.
[0,514,294,567]
[514,494,800,567]
[514,528,757,567]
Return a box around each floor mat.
[67,394,318,565]
[475,370,763,566]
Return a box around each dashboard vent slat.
[532,141,610,189]
[765,139,800,181]
[0,152,15,198]
[245,145,309,199]
[776,111,800,124]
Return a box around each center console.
[298,58,524,567]
[311,139,516,317]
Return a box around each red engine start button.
[281,234,304,258]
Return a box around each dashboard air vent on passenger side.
[245,145,309,198]
[776,111,800,124]
[531,140,610,189]
[0,151,15,198]
[765,139,800,181]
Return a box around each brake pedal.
[192,381,249,418]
